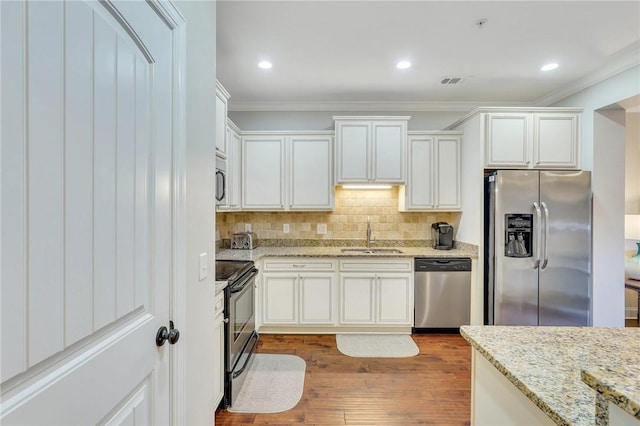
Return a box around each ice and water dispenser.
[504,214,532,257]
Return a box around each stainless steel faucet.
[366,216,372,249]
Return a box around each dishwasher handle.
[414,257,471,272]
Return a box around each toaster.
[231,232,257,250]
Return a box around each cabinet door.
[377,274,413,325]
[435,136,461,209]
[335,122,370,183]
[242,136,285,210]
[290,136,334,210]
[405,136,435,209]
[533,113,579,169]
[215,92,227,158]
[339,274,375,324]
[219,125,241,211]
[213,292,225,407]
[299,273,335,324]
[263,274,298,324]
[372,121,405,183]
[485,113,530,168]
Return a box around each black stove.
[215,260,255,282]
[215,259,259,408]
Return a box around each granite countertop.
[582,364,640,422]
[460,326,640,426]
[216,243,477,262]
[214,281,227,295]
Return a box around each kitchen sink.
[340,248,403,254]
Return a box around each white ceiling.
[216,1,640,111]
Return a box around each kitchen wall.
[216,186,460,243]
[178,0,218,424]
[552,64,640,326]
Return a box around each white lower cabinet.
[340,275,375,324]
[213,291,225,408]
[339,272,413,326]
[259,257,413,331]
[263,275,298,324]
[377,274,413,324]
[262,259,336,326]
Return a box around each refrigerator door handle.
[532,202,542,269]
[541,202,550,269]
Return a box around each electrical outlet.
[245,223,252,232]
[317,224,327,235]
[283,224,290,234]
[199,253,207,281]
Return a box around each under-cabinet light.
[341,184,392,190]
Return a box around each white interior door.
[1,1,184,424]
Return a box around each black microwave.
[215,157,226,206]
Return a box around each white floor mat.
[227,354,306,413]
[336,334,419,358]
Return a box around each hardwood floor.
[215,334,471,425]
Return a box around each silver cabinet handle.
[292,264,306,268]
[541,202,549,269]
[532,202,541,269]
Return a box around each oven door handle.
[232,332,259,379]
[229,268,258,294]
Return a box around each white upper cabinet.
[241,132,334,211]
[289,135,334,210]
[484,110,581,169]
[399,133,461,211]
[217,120,242,211]
[334,116,409,184]
[215,81,230,159]
[533,113,580,169]
[485,112,529,168]
[242,135,286,210]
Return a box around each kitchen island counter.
[460,325,640,426]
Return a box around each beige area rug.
[336,334,419,358]
[227,354,306,413]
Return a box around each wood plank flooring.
[215,334,471,425]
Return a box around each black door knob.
[156,320,180,346]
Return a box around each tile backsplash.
[216,187,461,241]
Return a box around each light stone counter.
[460,326,640,426]
[582,364,640,423]
[214,280,227,295]
[215,242,477,262]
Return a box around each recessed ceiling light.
[396,61,411,70]
[541,63,559,72]
[258,61,272,69]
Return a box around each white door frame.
[144,1,187,424]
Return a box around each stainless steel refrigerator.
[485,170,591,326]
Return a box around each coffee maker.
[431,222,454,250]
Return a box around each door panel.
[64,0,94,345]
[1,1,179,423]
[493,171,539,325]
[539,171,591,325]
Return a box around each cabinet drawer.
[263,258,337,271]
[339,259,412,272]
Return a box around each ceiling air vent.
[440,77,464,85]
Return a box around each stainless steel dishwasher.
[414,258,471,332]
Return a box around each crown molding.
[227,100,531,112]
[533,42,640,107]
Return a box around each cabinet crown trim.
[239,130,335,136]
[445,107,583,130]
[216,80,231,99]
[333,116,412,121]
